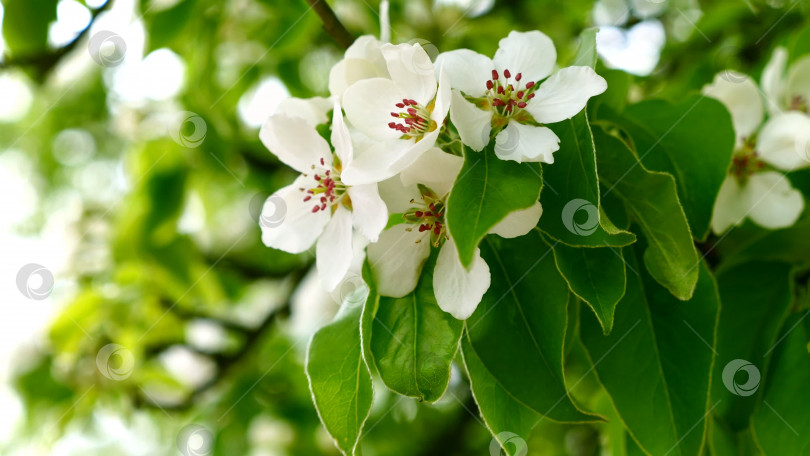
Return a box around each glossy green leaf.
[460,337,539,456]
[465,230,601,422]
[580,247,720,456]
[306,300,373,455]
[360,261,380,376]
[712,261,793,431]
[607,95,736,240]
[540,112,636,248]
[446,142,543,268]
[370,252,463,402]
[547,238,627,335]
[593,127,699,300]
[716,213,810,266]
[752,313,810,454]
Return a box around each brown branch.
[303,0,355,50]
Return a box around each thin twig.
[303,0,355,49]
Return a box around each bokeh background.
[1,0,808,454]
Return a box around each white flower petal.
[745,171,805,230]
[449,89,492,151]
[381,43,437,105]
[347,183,388,243]
[261,176,331,253]
[786,55,810,110]
[434,49,493,97]
[433,68,452,124]
[388,127,442,174]
[495,122,560,163]
[762,47,787,113]
[399,147,463,196]
[259,114,332,172]
[433,241,491,320]
[316,206,354,291]
[758,112,810,171]
[274,96,332,127]
[377,176,423,214]
[368,224,431,297]
[343,77,408,141]
[345,35,386,63]
[710,175,748,234]
[329,58,388,101]
[524,66,607,124]
[340,137,408,186]
[702,73,764,140]
[331,100,353,164]
[493,30,556,84]
[489,201,543,238]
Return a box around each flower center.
[730,139,765,184]
[300,157,348,213]
[401,184,447,247]
[484,68,538,122]
[789,94,808,113]
[388,98,437,141]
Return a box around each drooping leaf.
[540,112,636,248]
[593,127,699,300]
[460,337,540,456]
[465,230,601,422]
[306,297,373,455]
[546,237,627,334]
[370,251,463,402]
[580,247,719,456]
[446,142,543,268]
[605,95,736,240]
[752,313,810,454]
[711,261,794,431]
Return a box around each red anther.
[434,221,442,229]
[321,203,327,210]
[303,196,312,202]
[408,108,417,115]
[434,226,441,235]
[423,212,432,218]
[320,197,327,203]
[492,69,499,80]
[497,86,504,94]
[504,69,511,78]
[396,103,405,108]
[312,206,320,213]
[429,203,435,210]
[517,91,525,98]
[508,99,516,106]
[314,175,321,181]
[325,170,330,175]
[515,73,522,81]
[415,211,423,217]
[330,196,335,201]
[389,122,396,129]
[419,224,428,232]
[320,158,325,165]
[407,99,418,105]
[526,81,535,89]
[517,101,527,108]
[508,84,514,91]
[527,93,535,99]
[391,112,400,118]
[492,99,505,106]
[486,80,494,90]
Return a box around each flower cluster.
[704,47,810,233]
[258,31,606,319]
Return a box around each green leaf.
[580,247,720,456]
[546,237,627,335]
[370,251,463,402]
[593,127,699,300]
[606,95,736,240]
[573,27,598,68]
[446,142,543,268]
[752,313,810,454]
[711,261,793,431]
[460,337,539,456]
[306,300,373,455]
[360,261,380,376]
[539,112,636,248]
[465,230,601,423]
[1,0,58,57]
[716,213,810,266]
[146,0,198,51]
